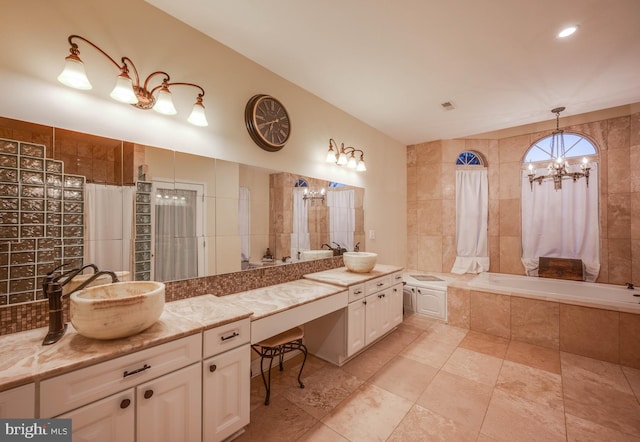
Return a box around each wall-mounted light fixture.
[527,107,590,191]
[325,138,366,171]
[57,35,208,127]
[302,187,325,202]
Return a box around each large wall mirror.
[0,121,365,305]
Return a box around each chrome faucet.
[42,265,119,345]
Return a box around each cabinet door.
[59,389,134,442]
[416,287,446,320]
[347,300,366,357]
[365,293,385,345]
[0,383,35,418]
[203,345,250,442]
[137,363,202,442]
[388,285,404,328]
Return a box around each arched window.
[524,133,597,163]
[456,150,484,166]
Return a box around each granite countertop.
[0,295,252,391]
[303,264,403,287]
[223,279,346,320]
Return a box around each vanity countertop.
[303,264,404,287]
[222,278,346,320]
[0,294,252,391]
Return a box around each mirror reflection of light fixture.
[302,187,325,203]
[527,107,590,191]
[325,138,367,171]
[57,35,208,127]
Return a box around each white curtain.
[521,163,600,281]
[328,189,355,250]
[451,168,490,274]
[84,184,134,273]
[239,187,251,261]
[154,187,198,281]
[291,188,310,258]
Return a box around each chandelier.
[57,35,208,126]
[325,138,366,171]
[527,107,590,191]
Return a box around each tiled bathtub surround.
[448,282,640,369]
[0,256,345,336]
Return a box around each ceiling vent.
[440,101,455,111]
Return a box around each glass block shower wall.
[0,138,85,305]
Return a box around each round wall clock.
[245,94,291,152]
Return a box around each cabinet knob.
[377,283,384,287]
[120,398,131,409]
[363,300,367,305]
[144,390,154,399]
[209,364,217,373]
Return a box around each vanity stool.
[251,326,308,405]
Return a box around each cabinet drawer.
[348,283,365,303]
[40,333,202,418]
[203,318,250,358]
[391,271,403,285]
[365,275,391,296]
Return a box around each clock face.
[245,94,291,152]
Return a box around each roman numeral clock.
[244,94,291,152]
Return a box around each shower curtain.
[84,184,135,273]
[328,189,355,250]
[521,163,600,281]
[451,168,490,274]
[291,188,310,258]
[239,187,251,261]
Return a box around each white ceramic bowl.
[300,250,334,261]
[70,281,165,340]
[343,252,377,273]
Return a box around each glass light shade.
[347,153,357,169]
[326,148,337,163]
[152,87,177,115]
[356,159,367,172]
[337,151,348,166]
[187,101,208,126]
[57,56,92,90]
[109,73,138,104]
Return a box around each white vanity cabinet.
[0,383,35,418]
[202,318,250,442]
[40,334,202,441]
[306,271,404,365]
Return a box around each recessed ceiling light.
[558,26,578,38]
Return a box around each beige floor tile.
[561,351,634,394]
[297,421,349,442]
[279,364,364,419]
[416,370,493,433]
[423,320,469,345]
[459,330,510,359]
[622,365,640,400]
[566,413,640,442]
[402,313,441,331]
[387,404,479,442]
[371,325,421,354]
[341,345,396,381]
[441,347,503,386]
[563,373,640,436]
[400,334,458,369]
[236,394,318,442]
[481,389,566,442]
[496,360,563,410]
[322,383,413,442]
[505,340,561,374]
[369,355,438,402]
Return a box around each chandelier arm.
[68,35,125,72]
[162,82,206,98]
[329,138,339,150]
[121,57,140,86]
[144,71,171,94]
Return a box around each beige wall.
[408,104,640,285]
[0,0,407,267]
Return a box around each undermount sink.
[343,252,378,273]
[70,281,165,340]
[300,250,334,261]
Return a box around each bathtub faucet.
[626,282,635,290]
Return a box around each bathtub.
[468,272,640,314]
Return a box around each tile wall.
[407,110,640,285]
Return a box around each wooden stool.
[251,326,308,405]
